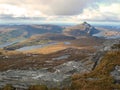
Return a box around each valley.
[0,22,120,90]
[0,0,119,89]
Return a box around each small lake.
[0,41,18,48]
[64,42,71,45]
[16,42,57,51]
[52,55,70,61]
[0,41,71,51]
[17,42,71,51]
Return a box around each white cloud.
[71,3,120,22]
[0,4,27,17]
[0,0,120,22]
[0,0,98,16]
[0,4,47,18]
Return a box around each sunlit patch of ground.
[23,41,92,54]
[24,42,68,54]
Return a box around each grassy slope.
[24,41,94,54]
[24,42,67,54]
[71,51,120,90]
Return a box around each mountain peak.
[82,21,91,27]
[83,21,88,24]
[64,22,100,36]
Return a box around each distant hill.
[64,22,100,37]
[0,22,119,46]
[0,25,63,44]
[94,27,120,38]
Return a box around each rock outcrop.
[111,65,120,83]
[0,60,92,89]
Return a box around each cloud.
[43,0,97,15]
[73,3,120,22]
[0,0,98,16]
[0,0,120,22]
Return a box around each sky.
[0,0,120,24]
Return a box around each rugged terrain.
[0,22,120,90]
[64,22,100,37]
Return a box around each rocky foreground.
[0,60,91,89]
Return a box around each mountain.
[64,22,100,37]
[0,22,119,45]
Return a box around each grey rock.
[111,65,120,83]
[0,60,91,89]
